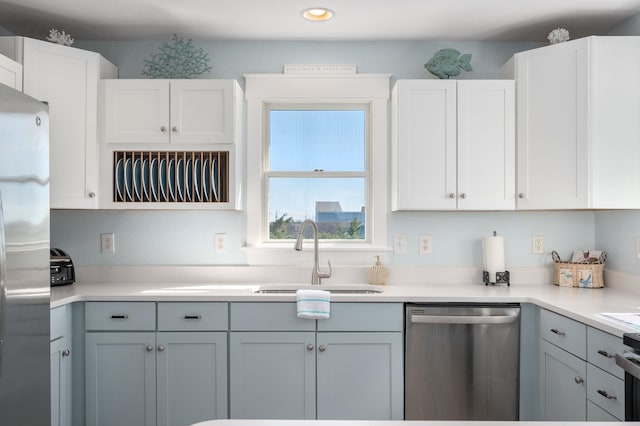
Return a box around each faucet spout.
[294,219,332,285]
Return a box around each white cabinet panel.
[0,52,21,90]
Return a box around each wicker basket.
[552,251,605,288]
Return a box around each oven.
[615,333,640,420]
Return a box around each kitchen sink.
[251,284,384,294]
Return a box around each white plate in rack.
[124,158,133,201]
[150,158,159,202]
[193,158,201,202]
[159,158,167,201]
[168,159,176,201]
[211,157,218,201]
[141,158,150,201]
[202,159,210,201]
[176,158,184,201]
[115,158,124,201]
[185,159,193,202]
[133,158,142,201]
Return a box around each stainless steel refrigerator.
[0,83,50,424]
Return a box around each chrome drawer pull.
[111,314,129,319]
[597,350,613,358]
[550,328,566,336]
[597,389,617,400]
[184,315,202,320]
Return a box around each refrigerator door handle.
[0,189,6,378]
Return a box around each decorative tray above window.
[113,151,228,203]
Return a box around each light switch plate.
[393,234,407,255]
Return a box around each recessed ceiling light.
[302,7,335,22]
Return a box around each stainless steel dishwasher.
[405,304,520,420]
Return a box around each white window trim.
[244,74,390,265]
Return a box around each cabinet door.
[85,332,157,426]
[22,38,104,208]
[229,332,316,419]
[0,53,21,90]
[103,79,170,144]
[156,332,228,426]
[539,339,587,420]
[457,80,515,210]
[515,38,589,209]
[316,332,403,420]
[393,80,457,210]
[51,337,71,426]
[170,80,237,144]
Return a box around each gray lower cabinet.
[539,338,587,420]
[85,302,228,426]
[51,305,72,426]
[229,302,404,420]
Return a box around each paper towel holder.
[483,270,510,286]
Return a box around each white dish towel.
[296,289,330,319]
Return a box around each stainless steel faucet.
[293,219,332,285]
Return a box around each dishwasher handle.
[410,313,519,325]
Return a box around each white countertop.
[191,420,634,426]
[51,266,640,337]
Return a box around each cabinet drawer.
[540,309,586,358]
[85,302,156,331]
[587,363,624,420]
[587,400,619,421]
[158,302,228,331]
[317,303,404,331]
[230,303,316,331]
[50,305,68,341]
[588,326,625,379]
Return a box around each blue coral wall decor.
[424,48,472,79]
[143,34,212,79]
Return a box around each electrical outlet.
[636,237,640,259]
[215,233,227,254]
[419,235,432,255]
[101,233,115,254]
[393,234,407,255]
[532,235,544,255]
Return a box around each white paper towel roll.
[483,235,505,282]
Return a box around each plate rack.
[113,151,229,203]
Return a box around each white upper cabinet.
[103,79,241,145]
[511,36,640,209]
[0,53,22,90]
[392,79,515,210]
[0,37,117,209]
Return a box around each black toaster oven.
[50,248,75,286]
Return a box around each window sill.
[243,243,392,266]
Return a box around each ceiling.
[1,0,640,42]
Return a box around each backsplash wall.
[48,38,639,274]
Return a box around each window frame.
[264,102,371,242]
[244,74,390,264]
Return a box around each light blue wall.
[50,38,605,269]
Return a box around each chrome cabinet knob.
[172,126,177,132]
[157,345,165,352]
[459,193,466,199]
[518,193,525,199]
[306,344,314,351]
[574,376,584,384]
[62,349,70,357]
[449,193,456,199]
[88,192,96,198]
[160,126,167,132]
[145,345,154,352]
[318,345,326,352]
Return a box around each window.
[266,105,369,241]
[245,74,389,260]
